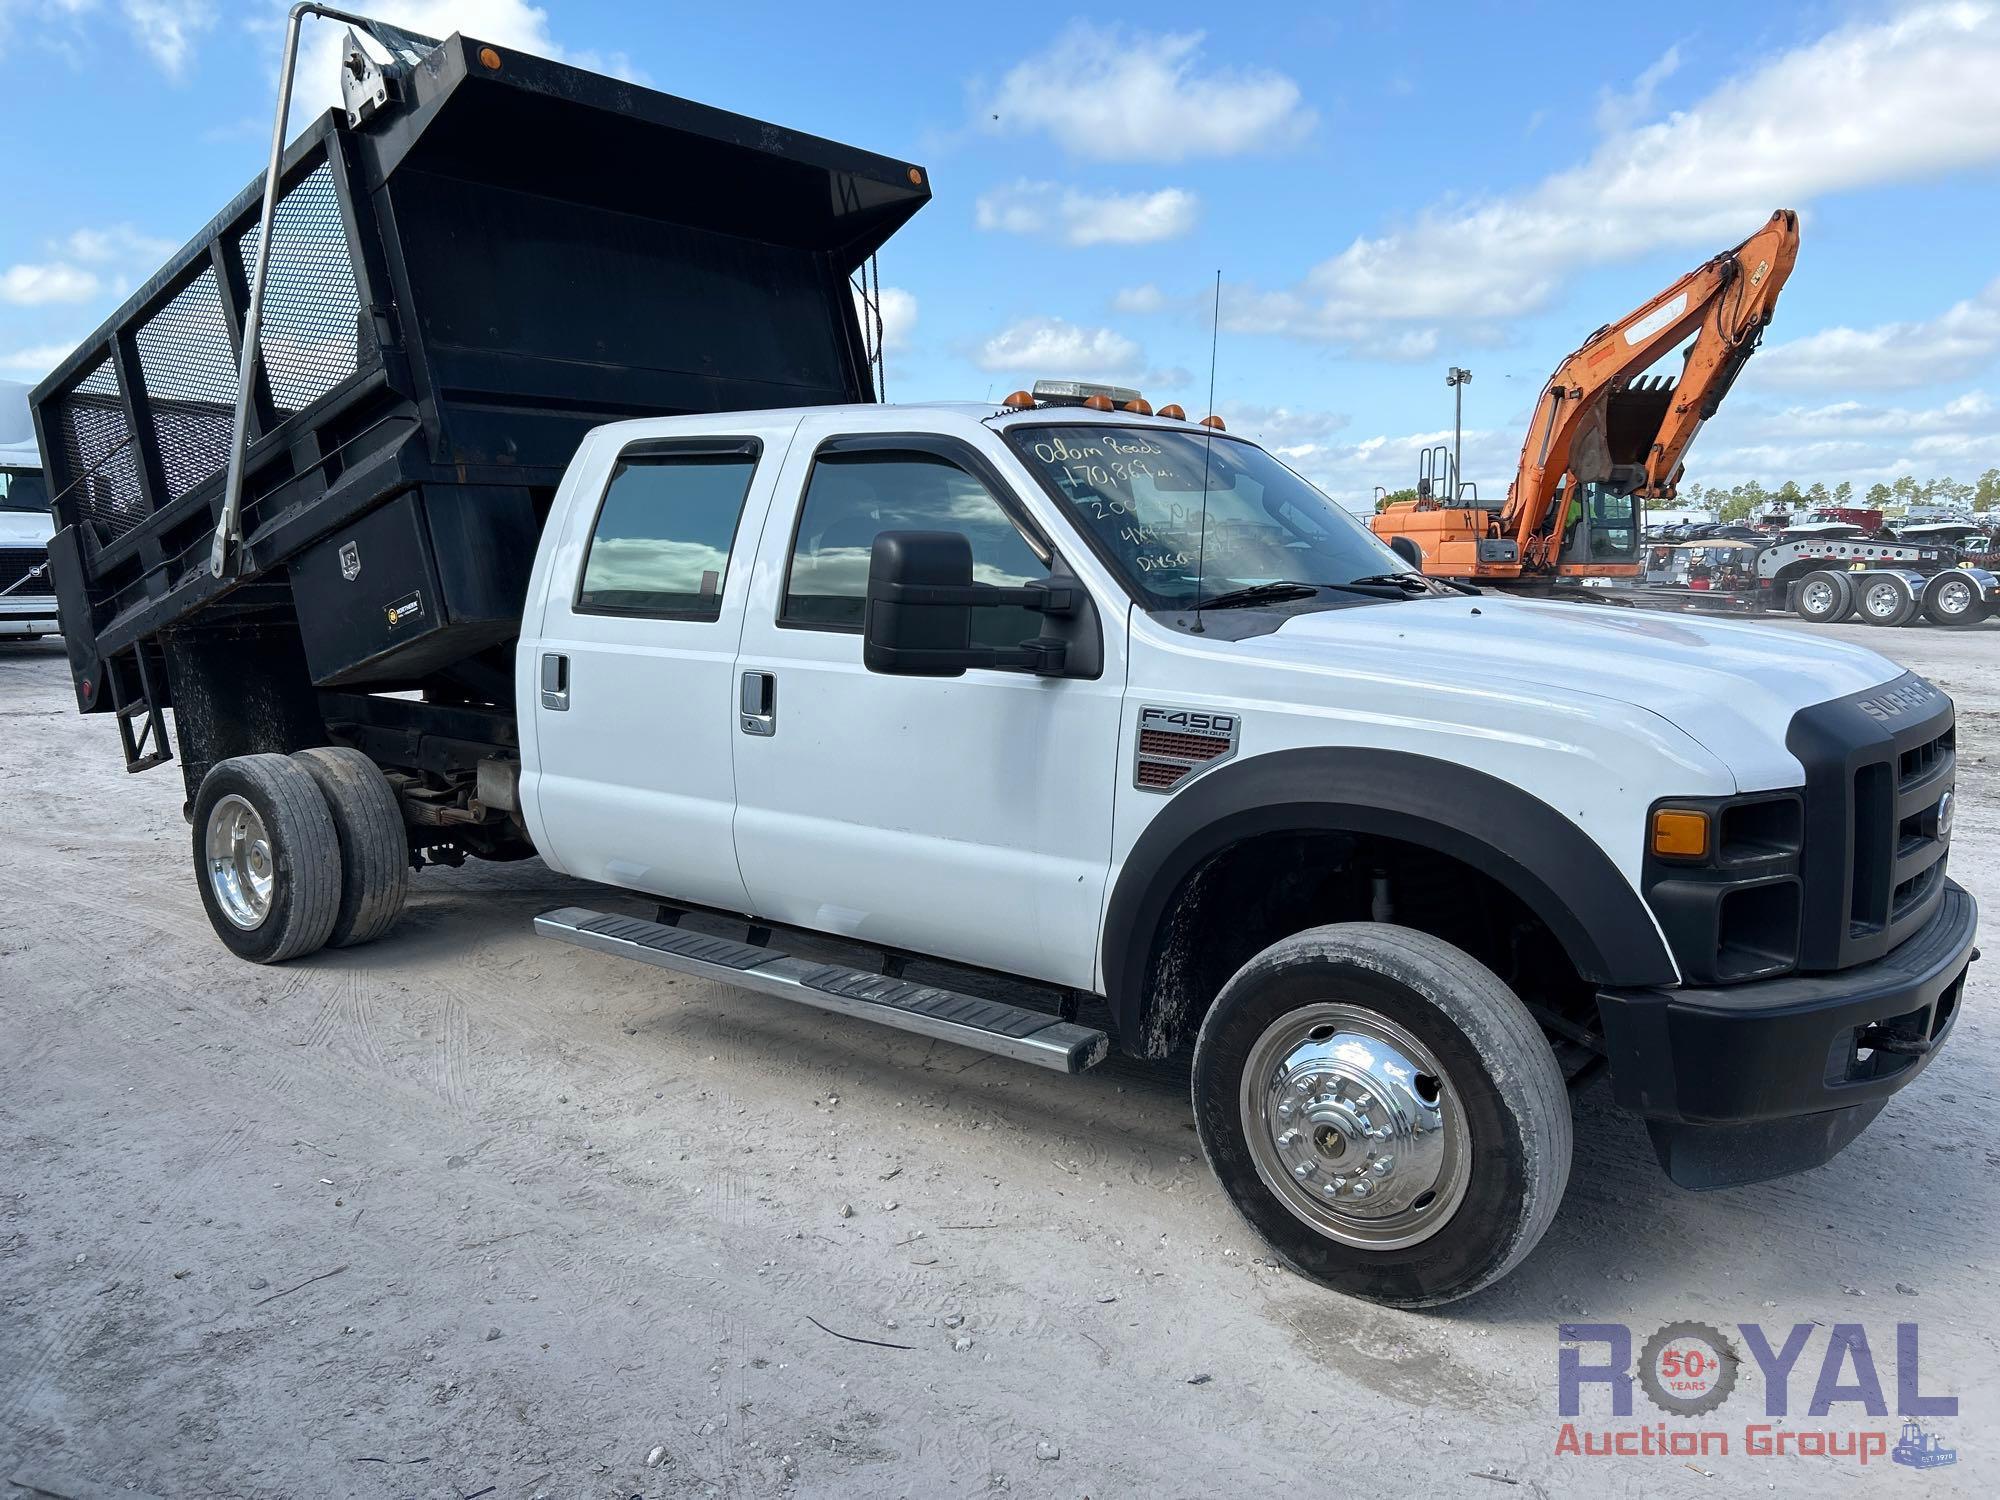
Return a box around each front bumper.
[0,598,59,635]
[1595,880,1976,1188]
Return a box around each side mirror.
[862,531,1074,678]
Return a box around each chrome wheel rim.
[1864,582,1902,618]
[1801,579,1836,615]
[205,794,274,930]
[1936,578,1973,616]
[1240,1003,1471,1250]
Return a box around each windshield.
[1005,424,1409,609]
[0,468,49,514]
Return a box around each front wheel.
[1191,924,1571,1307]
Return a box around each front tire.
[191,754,343,963]
[1191,924,1571,1307]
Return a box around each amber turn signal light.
[478,46,503,70]
[1651,808,1710,859]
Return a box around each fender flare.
[1100,747,1678,1048]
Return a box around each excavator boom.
[1370,210,1800,582]
[1504,209,1801,569]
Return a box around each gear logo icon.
[1638,1320,1741,1416]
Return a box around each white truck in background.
[1,378,58,640]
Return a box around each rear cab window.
[576,442,762,620]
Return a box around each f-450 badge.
[1134,704,1240,793]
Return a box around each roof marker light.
[1001,390,1036,409]
[1083,394,1115,411]
[1157,403,1187,420]
[1122,398,1153,416]
[1199,414,1226,431]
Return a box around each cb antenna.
[1190,268,1221,633]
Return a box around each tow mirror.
[863,531,1075,678]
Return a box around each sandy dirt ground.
[2,617,1995,1499]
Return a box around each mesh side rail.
[45,152,363,564]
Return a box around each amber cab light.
[1651,809,1710,860]
[1157,403,1187,420]
[1199,414,1226,431]
[1122,398,1153,416]
[1000,390,1035,409]
[1083,394,1115,411]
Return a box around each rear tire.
[1920,570,1987,627]
[292,746,410,947]
[1191,923,1571,1308]
[1792,569,1852,623]
[191,754,342,964]
[1857,573,1917,627]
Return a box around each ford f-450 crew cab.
[36,27,1973,1307]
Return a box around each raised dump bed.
[34,28,927,785]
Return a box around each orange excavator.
[1371,209,1800,585]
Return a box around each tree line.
[1678,469,2000,523]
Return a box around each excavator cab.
[1554,479,1642,568]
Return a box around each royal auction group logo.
[1555,1320,1958,1467]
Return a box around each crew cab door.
[523,422,796,912]
[729,422,1125,989]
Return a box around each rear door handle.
[740,670,776,736]
[540,652,569,711]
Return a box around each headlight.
[1643,792,1804,984]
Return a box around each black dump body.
[33,33,926,794]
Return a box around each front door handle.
[740,670,776,736]
[540,652,569,711]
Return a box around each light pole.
[1446,367,1472,500]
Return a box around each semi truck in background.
[34,19,1974,1307]
[1,377,59,640]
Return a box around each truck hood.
[1249,595,1905,790]
[0,509,53,547]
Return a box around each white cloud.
[975,317,1142,378]
[1755,277,2000,389]
[974,181,1199,246]
[852,286,917,352]
[0,343,80,378]
[295,1,646,114]
[1113,284,1166,314]
[0,262,100,306]
[1235,3,2000,342]
[977,23,1314,161]
[121,0,213,76]
[1597,42,1681,133]
[1217,403,1353,453]
[63,224,177,265]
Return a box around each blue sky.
[3,0,1997,508]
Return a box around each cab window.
[782,449,1048,650]
[576,448,759,620]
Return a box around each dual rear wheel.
[191,748,408,963]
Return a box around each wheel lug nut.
[1370,1157,1393,1176]
[1277,1129,1300,1148]
[1292,1162,1316,1180]
[1349,1179,1373,1198]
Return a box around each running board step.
[535,906,1110,1074]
